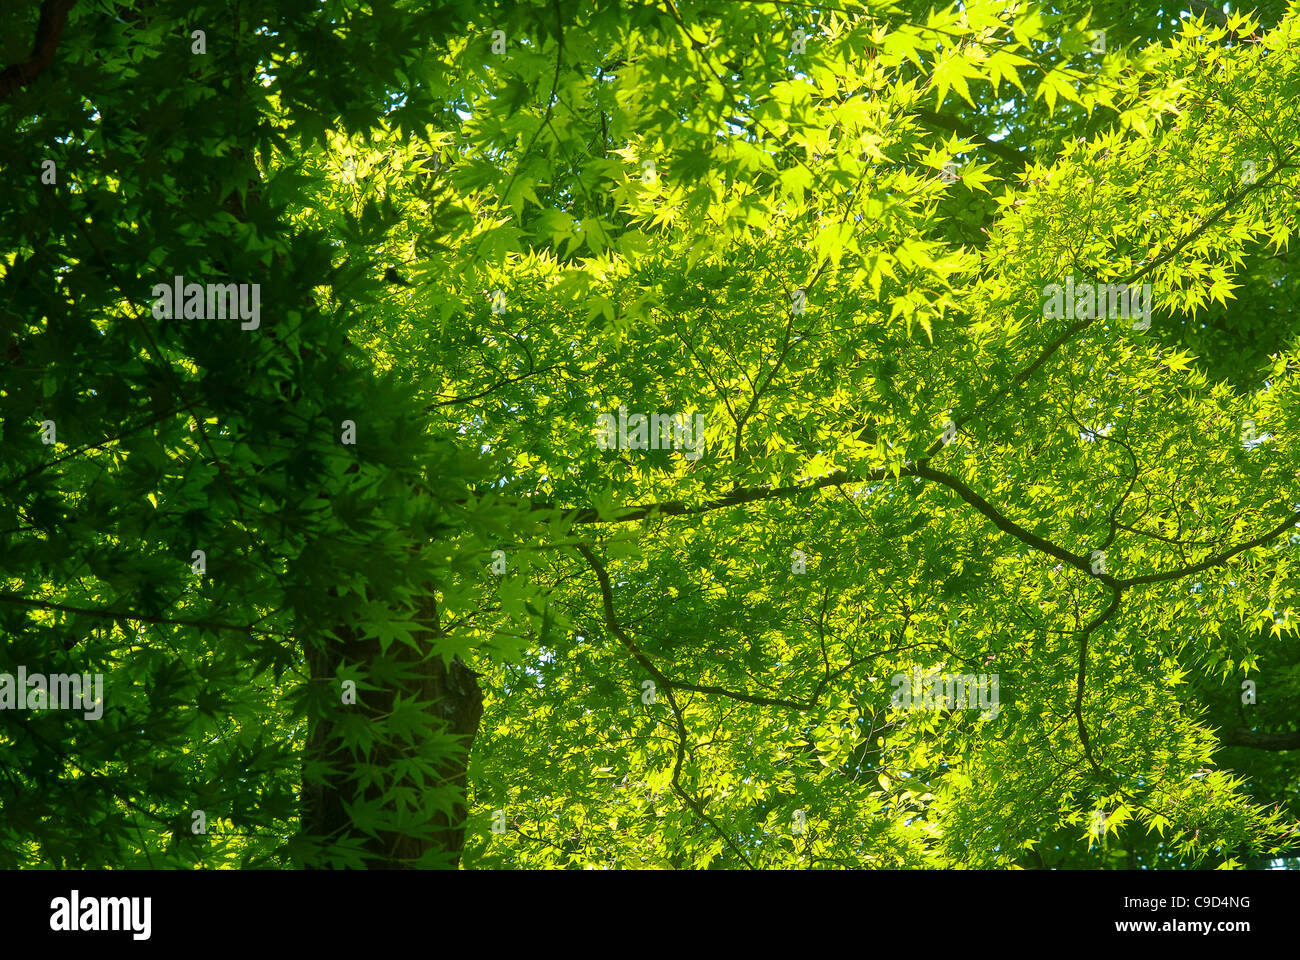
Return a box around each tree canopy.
[3,0,1300,870]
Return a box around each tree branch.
[577,541,756,868]
[0,591,286,637]
[1219,728,1300,750]
[535,466,898,525]
[0,0,78,101]
[910,107,1028,167]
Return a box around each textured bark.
[301,590,483,868]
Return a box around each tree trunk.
[300,590,483,868]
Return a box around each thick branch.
[915,462,1120,588]
[1075,587,1123,778]
[536,466,898,525]
[0,591,280,637]
[1219,728,1300,751]
[911,107,1028,167]
[0,0,78,101]
[1116,507,1300,587]
[577,542,755,868]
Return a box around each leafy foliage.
[3,0,1300,869]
